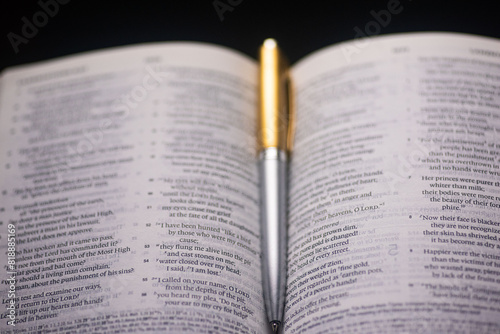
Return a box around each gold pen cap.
[258,38,290,152]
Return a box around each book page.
[286,33,500,333]
[0,43,266,333]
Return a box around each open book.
[1,32,500,333]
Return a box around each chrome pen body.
[259,147,287,331]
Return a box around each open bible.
[1,32,500,333]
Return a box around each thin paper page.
[286,33,500,333]
[0,43,266,333]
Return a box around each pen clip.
[258,39,293,155]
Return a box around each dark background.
[1,0,500,72]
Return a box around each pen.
[258,38,290,333]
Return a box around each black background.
[1,0,500,72]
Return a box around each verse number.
[388,244,399,256]
[393,46,409,54]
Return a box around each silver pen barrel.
[259,147,287,327]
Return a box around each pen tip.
[270,321,280,333]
